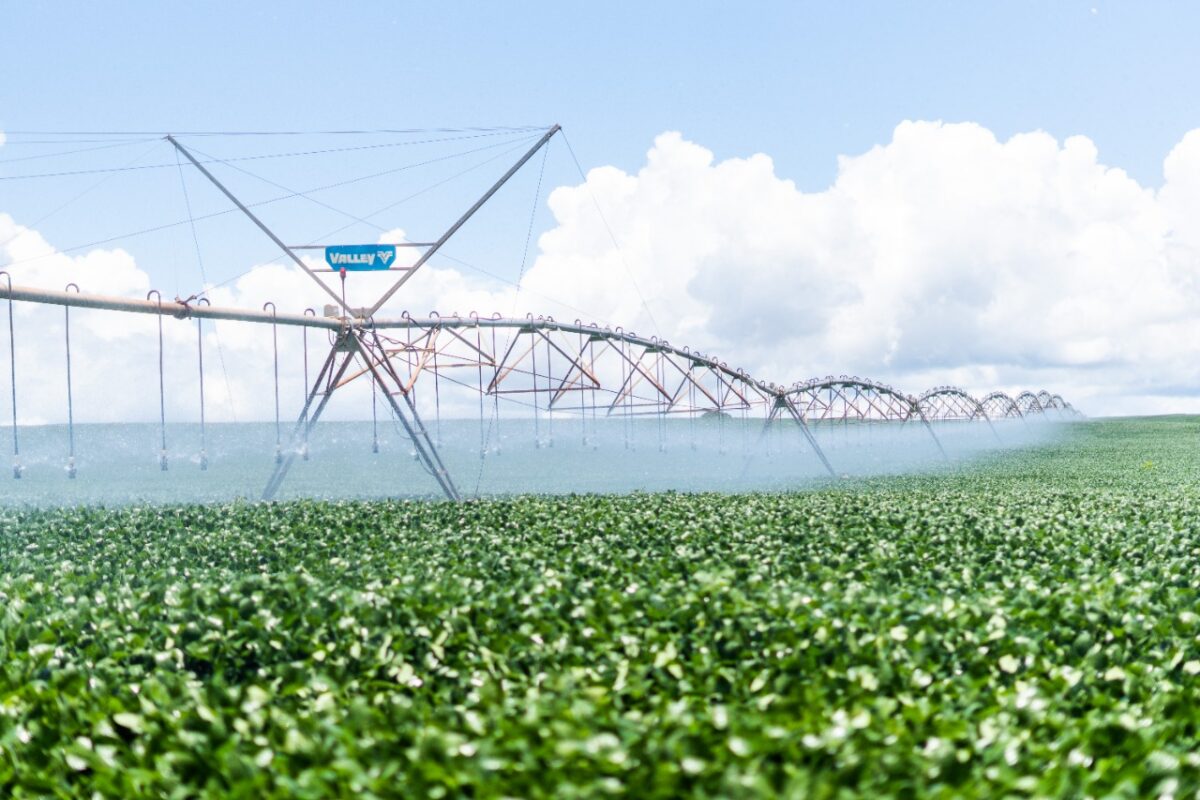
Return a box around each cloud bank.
[4,120,1200,422]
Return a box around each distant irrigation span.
[0,126,1080,501]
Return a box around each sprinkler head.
[159,450,169,472]
[275,445,284,465]
[301,443,310,462]
[199,450,208,471]
[66,456,76,479]
[12,460,21,479]
[372,440,379,455]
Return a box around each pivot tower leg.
[261,329,461,503]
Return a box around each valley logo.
[324,244,398,271]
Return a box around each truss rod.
[365,125,561,318]
[778,395,837,477]
[167,135,354,318]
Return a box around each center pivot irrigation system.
[0,126,1081,500]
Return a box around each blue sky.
[3,1,1197,189]
[3,2,1200,417]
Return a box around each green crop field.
[2,417,1200,798]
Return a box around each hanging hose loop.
[147,290,168,470]
[264,302,282,464]
[1,271,17,478]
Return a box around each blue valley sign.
[324,244,398,271]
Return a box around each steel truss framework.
[982,391,1023,419]
[0,125,1083,500]
[1,282,1083,498]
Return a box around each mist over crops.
[0,417,1065,506]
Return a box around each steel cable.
[476,144,550,490]
[0,140,166,253]
[3,126,547,138]
[176,148,238,423]
[561,131,662,339]
[2,135,538,274]
[0,129,545,181]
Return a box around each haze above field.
[2,2,1200,420]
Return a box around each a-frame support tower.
[169,126,560,501]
